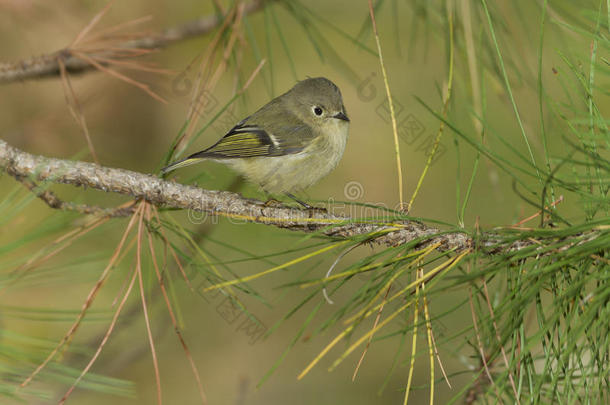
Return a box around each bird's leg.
[263,194,283,207]
[263,192,326,212]
[285,193,313,209]
[284,193,328,214]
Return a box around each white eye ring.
[312,106,323,116]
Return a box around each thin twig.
[0,0,267,84]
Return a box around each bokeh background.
[1,0,608,404]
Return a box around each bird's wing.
[192,104,317,159]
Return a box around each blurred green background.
[0,0,607,404]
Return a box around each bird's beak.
[333,111,350,122]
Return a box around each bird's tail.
[161,156,205,174]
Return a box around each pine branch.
[0,139,470,250]
[1,139,604,254]
[0,0,266,84]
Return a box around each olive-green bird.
[162,77,350,207]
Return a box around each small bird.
[162,77,350,207]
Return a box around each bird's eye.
[313,106,323,116]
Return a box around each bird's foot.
[263,198,284,207]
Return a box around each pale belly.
[221,122,348,194]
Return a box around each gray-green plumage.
[162,77,349,195]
